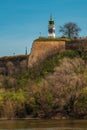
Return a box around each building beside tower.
[48,16,55,38]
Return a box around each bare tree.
[59,22,81,38]
[26,58,86,117]
[46,58,86,115]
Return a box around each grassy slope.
[34,37,71,42]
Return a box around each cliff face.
[28,40,65,68]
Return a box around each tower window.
[49,21,54,25]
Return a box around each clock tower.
[48,15,55,38]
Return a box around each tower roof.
[48,15,55,26]
[50,15,53,21]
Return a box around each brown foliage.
[3,77,17,88]
[6,61,15,76]
[45,58,86,114]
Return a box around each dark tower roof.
[48,15,55,29]
[49,15,54,25]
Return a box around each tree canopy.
[59,22,81,38]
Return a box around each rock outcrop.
[28,40,65,68]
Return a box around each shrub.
[74,87,87,117]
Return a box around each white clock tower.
[48,16,55,38]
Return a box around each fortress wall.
[0,39,87,77]
[66,40,87,50]
[28,40,65,68]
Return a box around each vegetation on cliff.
[34,37,71,42]
[0,49,87,119]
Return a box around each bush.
[74,87,87,117]
[0,89,26,118]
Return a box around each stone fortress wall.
[0,39,87,76]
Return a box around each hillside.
[0,55,28,76]
[0,48,87,119]
[0,38,87,119]
[0,55,28,88]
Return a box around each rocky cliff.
[28,40,65,68]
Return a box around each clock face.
[48,28,55,33]
[49,28,53,33]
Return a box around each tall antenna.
[39,32,41,37]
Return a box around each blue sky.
[0,0,87,56]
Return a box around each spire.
[25,47,27,55]
[50,14,53,21]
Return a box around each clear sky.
[0,0,87,56]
